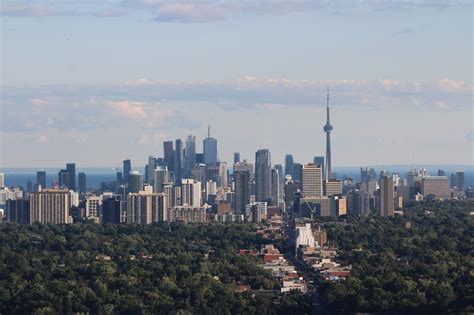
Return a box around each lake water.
[1,165,472,189]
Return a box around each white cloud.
[106,100,148,120]
[30,98,48,105]
[437,78,468,92]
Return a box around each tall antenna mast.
[326,85,330,123]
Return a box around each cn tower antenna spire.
[323,85,333,182]
[208,124,210,138]
[326,85,330,123]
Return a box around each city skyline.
[1,1,472,167]
[1,2,473,314]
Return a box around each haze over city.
[1,0,472,167]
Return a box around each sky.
[0,0,473,168]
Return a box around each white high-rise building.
[85,195,102,221]
[29,189,70,224]
[181,179,202,207]
[69,190,79,208]
[295,223,315,254]
[206,180,217,197]
[127,191,168,224]
[142,184,153,194]
[218,162,228,188]
[0,173,4,188]
[0,187,23,205]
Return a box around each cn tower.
[323,87,333,182]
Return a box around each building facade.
[29,189,70,224]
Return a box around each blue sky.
[0,0,472,168]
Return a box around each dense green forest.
[321,200,474,314]
[0,223,309,314]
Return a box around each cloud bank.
[1,76,472,166]
[2,0,471,22]
[1,76,471,134]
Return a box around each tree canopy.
[320,200,474,314]
[0,223,308,314]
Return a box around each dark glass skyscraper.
[185,135,196,177]
[36,171,46,189]
[58,169,68,188]
[234,169,250,215]
[203,125,218,166]
[255,149,272,202]
[66,163,76,190]
[284,154,294,177]
[123,159,131,182]
[163,141,174,172]
[102,197,122,224]
[6,199,30,224]
[78,172,86,196]
[292,163,303,181]
[128,171,143,194]
[234,152,241,164]
[175,139,184,181]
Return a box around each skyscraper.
[123,159,131,182]
[154,166,169,193]
[234,169,250,215]
[421,176,450,199]
[128,171,143,194]
[361,167,376,183]
[284,154,294,177]
[203,125,218,166]
[313,156,325,179]
[175,139,184,182]
[0,173,4,188]
[36,171,46,189]
[146,156,156,186]
[323,88,333,182]
[325,179,342,196]
[380,176,394,217]
[271,168,280,206]
[29,189,70,224]
[102,197,122,224]
[452,170,465,191]
[181,179,202,207]
[292,163,303,182]
[78,172,86,196]
[274,164,284,182]
[127,192,168,224]
[234,160,254,179]
[255,149,272,202]
[163,141,174,172]
[185,135,196,177]
[6,199,30,224]
[301,163,323,197]
[234,152,241,164]
[195,153,204,164]
[58,169,69,188]
[66,163,76,191]
[218,162,228,188]
[347,190,370,216]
